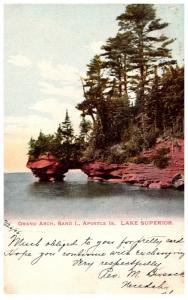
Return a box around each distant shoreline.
[4,169,83,175]
[4,171,30,174]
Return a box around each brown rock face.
[26,154,69,182]
[26,139,184,189]
[81,139,184,189]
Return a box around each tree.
[107,94,131,144]
[79,116,92,143]
[143,65,184,137]
[28,5,184,165]
[76,55,109,135]
[28,131,54,158]
[101,32,134,99]
[77,54,132,148]
[143,65,162,133]
[28,137,37,157]
[117,4,176,113]
[56,109,74,144]
[160,65,184,135]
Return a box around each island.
[26,4,184,190]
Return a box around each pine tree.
[160,65,184,135]
[28,137,37,157]
[117,4,176,113]
[76,55,109,135]
[79,116,92,143]
[144,65,162,132]
[107,94,131,144]
[28,4,184,165]
[28,131,54,158]
[101,32,134,99]
[56,110,74,144]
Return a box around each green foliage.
[142,129,159,149]
[79,116,92,143]
[160,66,184,135]
[153,147,170,169]
[28,5,184,166]
[105,144,128,164]
[28,110,86,162]
[123,128,145,155]
[143,66,184,136]
[106,94,131,144]
[28,132,54,158]
[117,4,175,110]
[76,4,182,159]
[56,110,74,144]
[76,55,108,125]
[101,32,134,98]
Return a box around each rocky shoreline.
[26,139,184,190]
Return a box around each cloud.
[38,81,82,102]
[5,97,81,143]
[8,54,32,67]
[4,106,81,171]
[38,61,81,83]
[5,96,82,138]
[30,98,73,118]
[29,98,81,133]
[85,41,104,54]
[4,115,53,138]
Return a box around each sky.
[4,4,184,172]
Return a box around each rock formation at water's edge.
[26,139,184,190]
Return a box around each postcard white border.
[0,0,187,299]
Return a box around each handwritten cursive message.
[4,220,184,294]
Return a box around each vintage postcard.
[3,1,185,295]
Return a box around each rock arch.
[26,154,84,182]
[26,139,184,189]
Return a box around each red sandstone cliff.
[26,139,184,189]
[26,154,69,182]
[82,139,184,189]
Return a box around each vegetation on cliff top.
[28,110,91,161]
[28,4,184,166]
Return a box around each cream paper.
[3,1,185,296]
[4,218,184,294]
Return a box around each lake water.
[4,170,184,220]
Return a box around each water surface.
[4,170,184,219]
